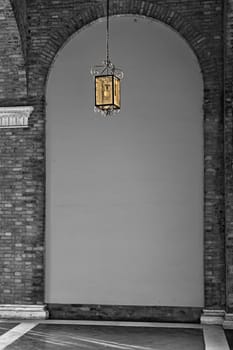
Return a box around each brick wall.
[0,0,27,103]
[9,0,28,61]
[225,0,233,313]
[0,0,230,315]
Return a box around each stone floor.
[0,324,18,337]
[0,321,230,350]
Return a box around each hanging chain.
[106,0,110,66]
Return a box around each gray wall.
[45,16,204,306]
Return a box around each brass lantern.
[91,0,123,116]
[95,74,120,112]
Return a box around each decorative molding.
[0,106,33,128]
[223,313,233,329]
[0,304,48,319]
[201,309,225,325]
[199,311,233,328]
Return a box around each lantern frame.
[95,74,121,112]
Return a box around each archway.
[46,16,204,308]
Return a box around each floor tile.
[203,326,230,350]
[0,322,37,350]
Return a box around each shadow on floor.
[224,330,233,350]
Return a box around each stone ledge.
[223,314,233,329]
[0,304,48,319]
[201,311,233,328]
[201,309,225,325]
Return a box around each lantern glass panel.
[95,76,113,108]
[114,76,120,108]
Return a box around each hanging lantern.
[91,0,123,116]
[95,74,120,111]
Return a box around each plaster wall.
[46,17,204,307]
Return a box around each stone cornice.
[0,106,33,128]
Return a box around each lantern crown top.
[91,60,123,80]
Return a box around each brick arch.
[39,0,225,312]
[0,0,27,102]
[32,1,219,93]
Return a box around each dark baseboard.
[47,304,202,323]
